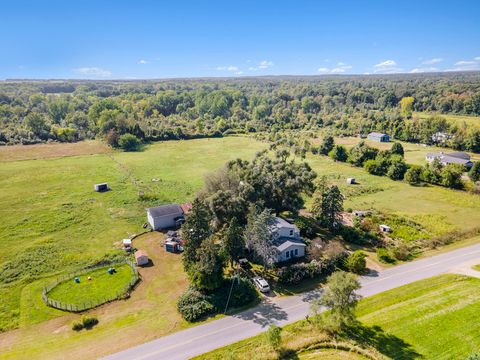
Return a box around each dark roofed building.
[426,151,473,169]
[147,204,185,230]
[367,132,390,142]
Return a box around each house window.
[289,229,293,236]
[286,251,290,259]
[294,249,298,256]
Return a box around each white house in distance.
[425,151,473,169]
[146,204,186,230]
[269,217,306,263]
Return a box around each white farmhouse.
[269,217,306,263]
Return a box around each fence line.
[42,259,140,312]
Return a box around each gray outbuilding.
[147,204,185,230]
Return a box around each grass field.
[46,263,135,306]
[312,135,480,166]
[195,274,480,360]
[1,136,480,358]
[305,152,480,239]
[414,112,480,130]
[0,136,265,331]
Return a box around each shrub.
[81,316,99,329]
[376,248,395,263]
[118,133,141,151]
[344,250,367,274]
[265,324,282,351]
[387,160,407,180]
[469,162,480,182]
[294,216,321,239]
[72,321,83,331]
[210,277,258,309]
[177,287,214,322]
[405,165,422,185]
[328,145,348,162]
[392,243,412,261]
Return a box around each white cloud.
[216,65,239,72]
[422,58,443,65]
[374,60,397,68]
[455,60,476,66]
[447,57,480,71]
[138,59,149,64]
[410,67,438,73]
[258,60,274,69]
[317,63,352,74]
[234,71,243,75]
[373,60,403,74]
[73,67,112,78]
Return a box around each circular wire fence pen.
[41,259,139,312]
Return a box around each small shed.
[123,239,132,248]
[135,250,149,266]
[367,132,390,142]
[94,183,109,192]
[379,224,391,232]
[346,177,356,185]
[165,241,181,253]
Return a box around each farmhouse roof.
[147,204,183,217]
[272,217,296,230]
[447,152,470,160]
[272,237,306,252]
[368,132,388,137]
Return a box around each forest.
[1,72,480,152]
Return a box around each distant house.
[268,217,306,263]
[353,210,371,217]
[431,132,452,144]
[346,177,356,185]
[367,132,390,142]
[425,152,473,169]
[147,204,185,230]
[135,250,149,266]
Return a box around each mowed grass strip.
[46,264,135,307]
[356,274,480,359]
[195,274,480,360]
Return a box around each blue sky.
[1,0,479,79]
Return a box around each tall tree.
[400,96,415,118]
[319,134,335,155]
[182,199,212,272]
[245,208,276,271]
[222,217,245,267]
[190,238,224,290]
[311,271,361,332]
[320,185,344,231]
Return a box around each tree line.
[1,73,480,152]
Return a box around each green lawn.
[414,112,480,130]
[305,152,480,239]
[46,264,135,307]
[320,135,480,166]
[0,136,265,331]
[195,274,480,360]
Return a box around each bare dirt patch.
[0,140,110,162]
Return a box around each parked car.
[253,277,270,293]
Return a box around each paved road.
[103,243,480,360]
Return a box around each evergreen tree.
[182,199,212,272]
[320,185,344,231]
[319,134,335,155]
[328,145,348,162]
[245,208,276,271]
[222,217,245,267]
[190,238,224,290]
[391,142,404,156]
